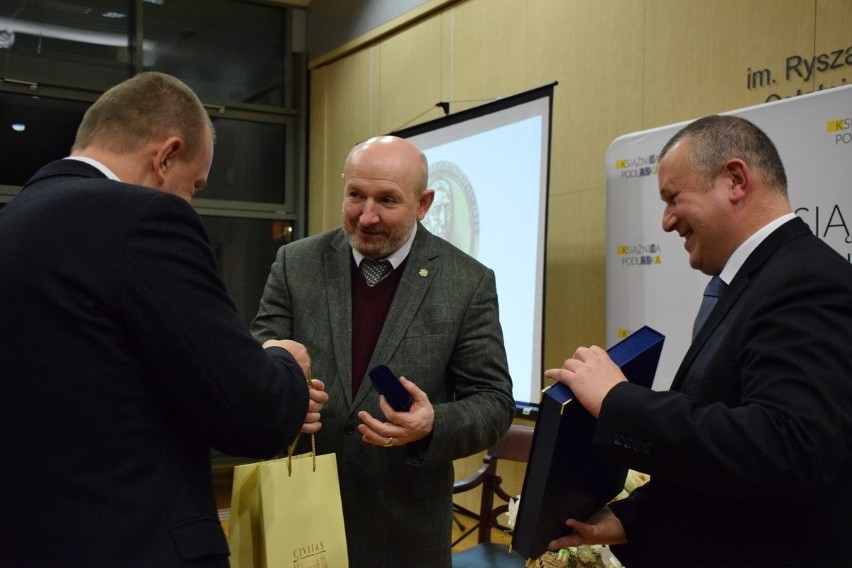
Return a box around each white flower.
[506,495,521,530]
[599,546,624,568]
[623,470,650,493]
[613,469,650,502]
[576,545,599,563]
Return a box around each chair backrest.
[453,423,534,544]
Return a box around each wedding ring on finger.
[384,436,396,447]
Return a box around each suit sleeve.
[119,193,308,458]
[250,244,294,342]
[425,267,516,464]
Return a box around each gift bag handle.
[286,431,316,475]
[286,374,317,475]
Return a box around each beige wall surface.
[306,0,852,511]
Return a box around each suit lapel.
[671,218,811,390]
[325,230,356,407]
[350,225,438,409]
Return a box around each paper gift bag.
[260,450,348,567]
[229,460,265,567]
[229,438,349,568]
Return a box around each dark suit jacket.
[597,218,852,567]
[251,225,515,568]
[0,160,309,567]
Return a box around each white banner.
[606,84,852,390]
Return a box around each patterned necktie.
[693,275,727,339]
[361,259,392,287]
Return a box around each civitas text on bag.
[293,541,326,560]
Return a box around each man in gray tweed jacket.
[251,135,515,568]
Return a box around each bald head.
[344,136,429,196]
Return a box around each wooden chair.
[451,423,534,568]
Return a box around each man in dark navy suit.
[546,116,852,567]
[0,72,327,567]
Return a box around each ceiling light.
[12,123,26,132]
[0,17,155,50]
[0,28,14,49]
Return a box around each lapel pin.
[419,269,428,277]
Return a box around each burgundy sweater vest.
[350,257,407,394]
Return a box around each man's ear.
[417,188,435,220]
[723,158,750,204]
[152,136,183,185]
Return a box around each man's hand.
[543,345,627,418]
[357,377,434,448]
[301,378,328,434]
[261,339,326,433]
[548,506,627,550]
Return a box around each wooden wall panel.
[815,0,852,93]
[376,18,444,134]
[316,48,380,230]
[445,0,530,112]
[526,0,645,197]
[644,1,816,126]
[308,65,329,233]
[377,16,446,134]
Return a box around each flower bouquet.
[506,470,649,568]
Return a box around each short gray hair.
[660,115,787,195]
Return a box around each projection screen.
[393,83,556,413]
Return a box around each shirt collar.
[64,156,121,181]
[719,212,797,284]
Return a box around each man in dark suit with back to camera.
[251,135,515,567]
[0,72,328,567]
[545,115,852,567]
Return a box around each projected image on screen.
[423,162,480,256]
[394,84,554,411]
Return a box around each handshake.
[262,339,329,434]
